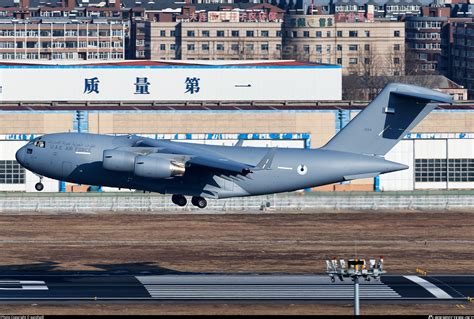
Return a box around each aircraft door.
[62,161,73,178]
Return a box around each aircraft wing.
[133,138,257,175]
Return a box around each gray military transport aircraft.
[15,83,452,209]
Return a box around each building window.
[349,44,358,51]
[231,30,239,37]
[160,30,166,37]
[170,44,176,50]
[276,30,282,37]
[337,57,342,64]
[202,43,209,51]
[187,30,195,37]
[327,31,331,37]
[349,57,358,64]
[261,30,269,37]
[337,30,343,37]
[416,158,474,182]
[261,43,269,51]
[364,58,370,64]
[291,31,297,38]
[415,159,447,182]
[316,31,322,38]
[187,44,195,51]
[394,44,400,51]
[231,44,239,51]
[448,159,474,182]
[394,57,400,64]
[246,43,254,51]
[365,30,370,37]
[394,30,400,37]
[276,44,281,50]
[337,44,342,51]
[349,30,358,37]
[364,44,370,51]
[202,30,210,37]
[171,31,176,37]
[247,30,254,37]
[0,160,25,184]
[315,44,322,53]
[303,45,310,53]
[217,30,225,37]
[216,43,224,51]
[303,31,310,38]
[160,44,166,50]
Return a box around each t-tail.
[322,83,453,156]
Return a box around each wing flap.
[187,155,253,175]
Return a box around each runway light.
[326,256,386,316]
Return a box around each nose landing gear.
[35,177,44,191]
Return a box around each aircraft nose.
[15,146,25,166]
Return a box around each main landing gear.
[171,195,207,209]
[171,194,187,207]
[191,196,207,209]
[35,177,44,191]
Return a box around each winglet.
[255,148,276,170]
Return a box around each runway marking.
[75,151,91,155]
[136,276,400,300]
[0,281,48,291]
[404,276,452,299]
[277,166,293,170]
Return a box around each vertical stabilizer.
[322,83,453,156]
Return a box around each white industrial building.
[380,135,474,191]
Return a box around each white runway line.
[0,281,48,291]
[137,276,400,299]
[404,275,452,299]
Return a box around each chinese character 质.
[185,77,200,94]
[134,77,151,94]
[83,77,100,94]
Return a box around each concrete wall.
[88,111,336,148]
[0,113,73,134]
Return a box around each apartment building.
[450,21,474,97]
[0,20,125,60]
[405,16,447,74]
[282,14,405,76]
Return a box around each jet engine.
[134,155,185,179]
[103,149,136,172]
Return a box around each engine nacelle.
[103,149,136,172]
[134,155,185,179]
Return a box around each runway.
[0,274,471,302]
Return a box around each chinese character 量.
[83,77,100,94]
[185,77,200,94]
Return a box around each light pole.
[326,256,386,316]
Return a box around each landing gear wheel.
[171,194,187,207]
[192,196,207,209]
[35,182,44,191]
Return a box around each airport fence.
[1,191,474,213]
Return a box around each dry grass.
[0,302,471,315]
[0,211,472,274]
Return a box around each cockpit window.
[34,140,45,148]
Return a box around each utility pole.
[326,256,386,316]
